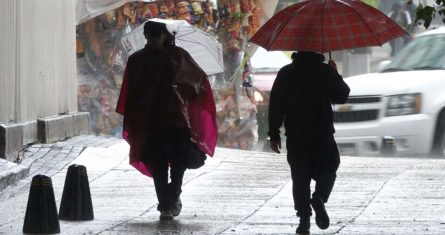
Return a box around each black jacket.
[268,52,350,142]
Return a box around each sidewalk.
[1,135,445,234]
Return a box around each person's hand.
[270,140,281,154]
[328,60,338,71]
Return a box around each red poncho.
[116,45,217,177]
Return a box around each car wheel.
[431,110,445,157]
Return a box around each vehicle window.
[384,34,445,71]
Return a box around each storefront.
[76,0,278,150]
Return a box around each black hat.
[292,51,325,63]
[144,21,169,38]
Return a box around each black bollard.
[23,175,60,234]
[59,164,94,221]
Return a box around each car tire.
[431,110,445,157]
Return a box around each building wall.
[0,0,17,123]
[0,0,89,162]
[0,0,77,124]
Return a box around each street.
[1,135,445,234]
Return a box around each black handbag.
[186,141,207,169]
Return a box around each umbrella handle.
[327,52,338,72]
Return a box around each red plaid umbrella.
[250,0,408,53]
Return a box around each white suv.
[334,27,445,157]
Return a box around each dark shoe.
[296,216,310,234]
[310,197,329,230]
[159,210,173,220]
[170,198,182,217]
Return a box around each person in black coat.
[268,51,350,234]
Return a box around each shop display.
[77,0,265,149]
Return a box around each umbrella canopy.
[249,0,409,53]
[121,18,224,75]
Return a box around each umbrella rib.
[177,38,222,67]
[177,38,203,45]
[340,1,384,46]
[322,0,326,53]
[175,30,196,38]
[268,2,310,50]
[176,29,217,43]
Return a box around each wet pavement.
[1,135,445,234]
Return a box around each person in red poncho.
[116,21,217,220]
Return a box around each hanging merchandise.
[148,3,160,17]
[211,51,258,149]
[210,0,268,149]
[190,0,204,25]
[158,1,170,18]
[76,0,276,149]
[202,0,214,28]
[248,0,261,37]
[176,1,193,22]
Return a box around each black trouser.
[286,135,340,218]
[151,128,189,211]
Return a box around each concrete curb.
[0,135,122,194]
[0,159,29,192]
